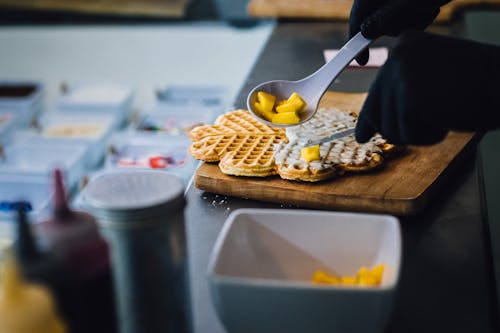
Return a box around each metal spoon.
[247,32,372,128]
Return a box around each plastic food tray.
[56,82,134,128]
[105,135,197,185]
[0,175,53,240]
[0,111,19,145]
[136,109,215,136]
[0,81,44,126]
[156,85,228,107]
[0,141,88,192]
[25,111,117,168]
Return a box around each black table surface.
[186,15,500,333]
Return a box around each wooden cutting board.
[247,0,500,22]
[0,0,190,18]
[193,92,477,216]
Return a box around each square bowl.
[105,134,197,185]
[0,175,53,242]
[208,209,402,333]
[0,141,88,192]
[25,111,117,168]
[0,81,44,126]
[56,81,134,128]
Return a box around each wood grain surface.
[247,0,500,22]
[0,0,190,18]
[193,91,477,215]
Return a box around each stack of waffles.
[188,110,286,177]
[188,108,399,182]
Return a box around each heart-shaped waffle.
[188,110,286,177]
[273,108,394,181]
[188,108,400,182]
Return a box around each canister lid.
[83,170,185,227]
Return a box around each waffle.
[219,135,282,177]
[274,141,340,182]
[188,108,400,182]
[188,110,286,177]
[188,109,284,141]
[273,108,393,181]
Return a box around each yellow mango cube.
[341,276,357,285]
[357,266,381,286]
[276,92,307,113]
[271,111,300,125]
[256,91,276,113]
[254,102,274,122]
[370,264,385,285]
[312,270,340,285]
[358,273,378,286]
[287,92,307,109]
[276,102,299,113]
[301,145,321,162]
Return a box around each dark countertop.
[186,15,500,333]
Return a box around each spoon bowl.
[247,32,372,128]
[246,79,322,128]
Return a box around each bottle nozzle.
[15,207,39,261]
[53,169,72,221]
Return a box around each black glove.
[349,0,451,65]
[355,30,500,145]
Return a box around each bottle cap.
[35,169,109,279]
[83,170,185,228]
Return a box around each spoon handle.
[301,32,372,94]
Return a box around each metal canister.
[83,170,188,333]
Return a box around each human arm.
[349,0,451,65]
[355,30,500,145]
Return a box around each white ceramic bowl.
[208,208,402,333]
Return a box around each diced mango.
[276,102,299,113]
[358,274,378,286]
[253,91,307,124]
[276,93,307,113]
[311,264,385,287]
[256,91,276,113]
[312,270,340,285]
[301,145,321,162]
[271,111,300,125]
[288,92,305,103]
[370,264,385,285]
[341,276,357,285]
[254,101,275,122]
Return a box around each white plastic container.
[105,135,196,185]
[0,175,53,241]
[56,82,134,128]
[208,209,402,333]
[0,111,19,145]
[136,109,215,136]
[0,81,44,126]
[156,85,228,107]
[0,141,87,192]
[28,111,116,168]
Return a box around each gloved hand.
[349,0,451,65]
[355,30,500,145]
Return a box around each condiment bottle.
[14,206,69,293]
[83,170,188,333]
[35,169,116,333]
[0,250,67,333]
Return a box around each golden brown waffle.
[219,135,282,177]
[273,108,396,181]
[188,109,284,141]
[188,108,400,181]
[188,110,286,177]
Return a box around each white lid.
[83,170,185,227]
